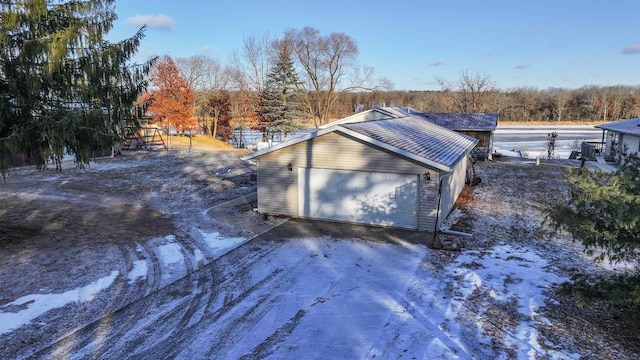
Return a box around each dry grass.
[166,134,234,149]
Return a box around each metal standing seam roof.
[415,112,497,131]
[320,107,498,132]
[341,116,478,169]
[388,108,498,131]
[595,118,640,137]
[242,112,479,171]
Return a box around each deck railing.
[580,141,606,160]
[584,141,605,153]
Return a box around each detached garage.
[242,109,478,231]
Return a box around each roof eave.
[595,125,640,137]
[240,127,334,161]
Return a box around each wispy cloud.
[552,42,566,49]
[126,14,175,31]
[431,59,446,66]
[621,43,640,54]
[199,45,214,54]
[198,45,222,56]
[515,63,530,70]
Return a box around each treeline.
[202,84,640,138]
[325,85,640,123]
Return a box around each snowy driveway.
[29,219,575,360]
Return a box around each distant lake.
[493,125,602,159]
[233,125,604,160]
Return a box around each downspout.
[432,177,444,244]
[488,130,494,160]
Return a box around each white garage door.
[298,168,418,229]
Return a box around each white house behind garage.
[595,117,640,158]
[241,109,478,231]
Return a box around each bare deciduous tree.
[176,55,230,92]
[609,86,627,121]
[229,34,274,94]
[175,55,231,136]
[550,88,571,121]
[436,70,496,113]
[286,26,390,127]
[227,34,275,140]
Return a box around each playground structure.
[122,125,167,151]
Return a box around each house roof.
[595,118,640,137]
[396,109,498,132]
[320,107,498,132]
[242,111,478,172]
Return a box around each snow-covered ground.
[0,271,119,336]
[13,233,582,359]
[1,151,638,359]
[0,230,249,335]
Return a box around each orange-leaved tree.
[147,55,196,133]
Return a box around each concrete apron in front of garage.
[208,193,435,246]
[255,218,434,247]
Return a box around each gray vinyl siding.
[437,155,469,229]
[255,132,442,230]
[418,171,440,231]
[255,158,299,216]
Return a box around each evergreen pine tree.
[549,150,640,305]
[257,40,304,142]
[0,0,152,175]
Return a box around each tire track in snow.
[143,266,286,359]
[239,295,329,359]
[133,240,162,296]
[30,239,208,359]
[112,243,134,310]
[23,243,136,360]
[239,309,307,360]
[35,238,286,359]
[125,240,300,359]
[102,236,233,359]
[390,291,473,360]
[35,262,218,360]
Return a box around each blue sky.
[108,0,640,91]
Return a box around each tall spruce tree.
[257,40,304,142]
[549,151,640,305]
[0,0,152,175]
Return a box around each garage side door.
[298,168,418,229]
